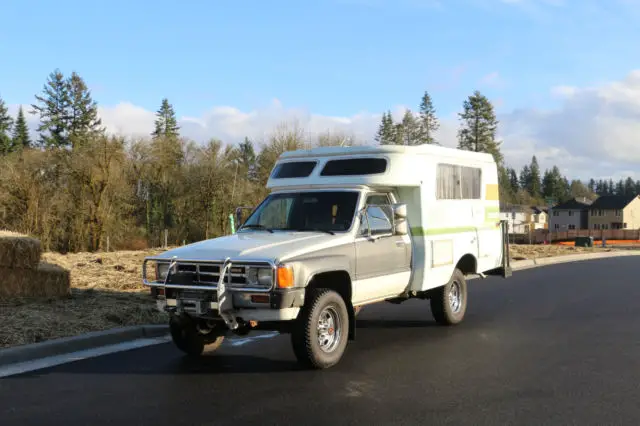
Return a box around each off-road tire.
[430,268,467,326]
[291,288,350,369]
[169,315,225,357]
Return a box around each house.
[499,204,548,233]
[549,197,592,230]
[530,206,548,230]
[587,194,640,230]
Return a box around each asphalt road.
[2,257,640,426]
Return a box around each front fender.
[285,254,354,289]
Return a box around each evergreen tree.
[559,176,570,201]
[519,165,530,192]
[393,122,405,145]
[67,71,103,145]
[31,69,71,148]
[615,179,624,196]
[417,90,439,144]
[152,98,180,140]
[399,109,422,145]
[375,111,396,145]
[11,106,31,149]
[0,95,13,155]
[528,156,542,198]
[457,90,503,165]
[588,178,596,193]
[508,167,519,193]
[237,137,258,182]
[625,177,636,196]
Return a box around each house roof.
[552,198,593,210]
[588,195,638,210]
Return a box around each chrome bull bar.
[143,256,267,331]
[217,259,239,330]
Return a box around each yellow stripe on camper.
[485,183,499,201]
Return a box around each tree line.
[375,89,639,206]
[0,69,357,253]
[1,70,637,253]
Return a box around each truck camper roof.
[267,144,496,190]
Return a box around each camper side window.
[436,163,481,200]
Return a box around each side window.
[365,205,393,236]
[358,193,393,237]
[366,194,390,205]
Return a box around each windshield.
[240,191,360,233]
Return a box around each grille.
[165,262,272,290]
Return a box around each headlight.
[247,267,273,287]
[156,262,170,281]
[257,268,273,286]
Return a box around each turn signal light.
[276,265,294,288]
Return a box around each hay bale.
[0,230,42,269]
[0,262,70,299]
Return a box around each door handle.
[395,240,404,247]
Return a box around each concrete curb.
[0,324,169,368]
[509,249,640,272]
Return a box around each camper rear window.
[320,158,387,176]
[271,161,317,178]
[436,163,482,199]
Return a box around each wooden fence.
[512,229,640,244]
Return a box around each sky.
[2,0,640,181]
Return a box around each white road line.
[0,336,171,378]
[1,330,283,378]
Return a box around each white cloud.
[9,70,640,182]
[479,71,505,88]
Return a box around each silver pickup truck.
[142,145,511,369]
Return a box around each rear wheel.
[430,268,467,325]
[169,314,225,357]
[291,288,350,369]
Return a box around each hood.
[150,231,349,263]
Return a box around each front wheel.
[169,315,225,357]
[291,288,350,369]
[430,268,468,325]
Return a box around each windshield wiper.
[285,228,335,235]
[239,224,274,233]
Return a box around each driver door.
[354,194,410,303]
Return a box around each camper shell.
[142,144,512,369]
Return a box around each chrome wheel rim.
[449,281,462,313]
[317,306,341,353]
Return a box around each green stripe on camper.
[484,205,500,222]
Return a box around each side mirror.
[392,203,409,235]
[392,203,407,219]
[235,206,254,227]
[394,220,408,235]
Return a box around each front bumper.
[143,257,305,329]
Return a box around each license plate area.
[176,290,217,315]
